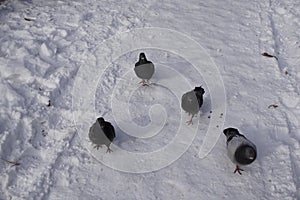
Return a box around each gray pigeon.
[89,117,115,153]
[181,86,205,125]
[223,128,257,175]
[134,52,155,86]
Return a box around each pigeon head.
[235,145,257,165]
[194,86,205,95]
[97,117,105,128]
[223,127,239,137]
[139,53,147,62]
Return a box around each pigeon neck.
[139,58,148,64]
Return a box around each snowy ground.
[0,0,300,199]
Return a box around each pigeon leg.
[106,147,113,153]
[234,165,244,175]
[186,114,194,125]
[139,80,149,86]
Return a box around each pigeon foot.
[186,119,193,125]
[186,115,194,125]
[234,165,244,175]
[139,80,150,86]
[106,147,113,153]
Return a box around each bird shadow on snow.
[201,95,212,115]
[112,123,136,146]
[150,68,176,83]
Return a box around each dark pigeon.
[89,117,115,153]
[223,128,257,175]
[134,52,155,86]
[181,86,205,125]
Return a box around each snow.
[0,0,299,199]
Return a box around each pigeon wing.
[181,91,200,114]
[89,121,106,145]
[134,63,154,80]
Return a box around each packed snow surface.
[0,0,300,199]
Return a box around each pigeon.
[134,52,155,86]
[89,117,115,153]
[181,86,205,125]
[223,127,257,175]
